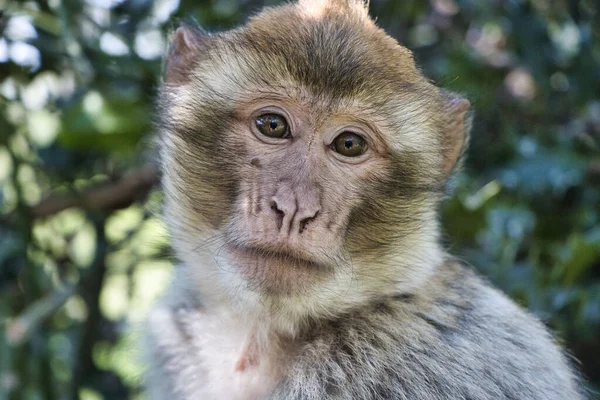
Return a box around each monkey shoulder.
[277,262,585,400]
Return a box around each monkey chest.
[148,307,281,400]
[197,337,280,399]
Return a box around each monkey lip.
[226,242,326,271]
[224,242,332,292]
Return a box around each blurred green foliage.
[0,0,598,399]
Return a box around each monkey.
[143,0,586,399]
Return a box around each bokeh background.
[0,0,599,399]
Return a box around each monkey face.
[219,91,401,294]
[158,0,470,321]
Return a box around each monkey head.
[158,0,471,333]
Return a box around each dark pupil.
[334,132,365,157]
[257,114,288,138]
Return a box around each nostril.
[299,211,319,234]
[299,218,309,234]
[270,200,285,230]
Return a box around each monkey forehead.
[232,2,426,100]
[165,0,428,105]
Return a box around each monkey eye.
[332,132,367,157]
[255,113,289,138]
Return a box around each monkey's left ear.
[164,23,208,85]
[440,92,472,177]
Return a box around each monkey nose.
[270,187,321,236]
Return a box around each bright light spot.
[299,0,329,19]
[101,274,129,320]
[135,218,168,257]
[110,331,145,386]
[66,40,82,58]
[89,5,111,27]
[433,0,459,16]
[83,91,104,115]
[56,70,77,99]
[106,206,144,243]
[9,41,41,70]
[34,72,63,100]
[65,295,88,321]
[550,22,581,58]
[0,39,8,62]
[27,109,61,147]
[21,75,52,110]
[17,164,36,187]
[466,23,513,68]
[153,0,180,23]
[8,132,30,159]
[0,148,12,182]
[505,68,536,100]
[129,261,173,321]
[5,15,38,41]
[17,164,41,205]
[80,17,101,44]
[6,103,26,125]
[0,77,17,100]
[33,222,67,261]
[79,388,102,400]
[84,0,124,8]
[51,209,88,235]
[135,29,165,60]
[106,249,134,273]
[69,223,97,267]
[100,32,129,56]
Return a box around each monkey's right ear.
[164,23,208,85]
[440,92,472,177]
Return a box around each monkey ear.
[164,23,208,85]
[440,92,472,177]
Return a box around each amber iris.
[256,113,289,138]
[333,132,367,157]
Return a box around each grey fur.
[268,263,584,399]
[144,262,585,399]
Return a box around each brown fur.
[144,1,586,398]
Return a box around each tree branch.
[5,284,77,346]
[28,166,159,219]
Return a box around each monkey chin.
[225,244,332,296]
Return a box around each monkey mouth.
[226,242,326,270]
[225,242,331,292]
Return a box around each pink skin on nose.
[269,180,321,237]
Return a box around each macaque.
[144,0,585,398]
